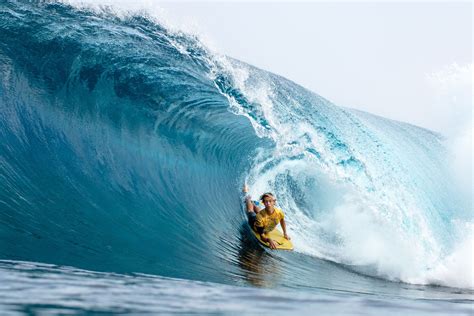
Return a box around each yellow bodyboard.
[251,228,293,250]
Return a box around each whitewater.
[0,1,472,315]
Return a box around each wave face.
[0,1,472,292]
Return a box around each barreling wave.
[0,0,471,293]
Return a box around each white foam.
[415,222,474,289]
[60,0,220,54]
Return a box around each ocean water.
[0,1,472,315]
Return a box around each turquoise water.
[0,1,472,314]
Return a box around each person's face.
[262,197,275,210]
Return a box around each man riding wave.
[243,184,290,249]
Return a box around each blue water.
[0,1,472,315]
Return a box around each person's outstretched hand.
[268,239,278,249]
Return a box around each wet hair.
[260,192,276,202]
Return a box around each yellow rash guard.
[254,207,285,233]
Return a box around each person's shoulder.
[275,207,285,217]
[275,207,284,213]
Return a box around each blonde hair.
[260,192,275,202]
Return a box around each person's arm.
[280,218,290,240]
[255,218,277,249]
[259,231,278,249]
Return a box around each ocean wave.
[0,1,471,291]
